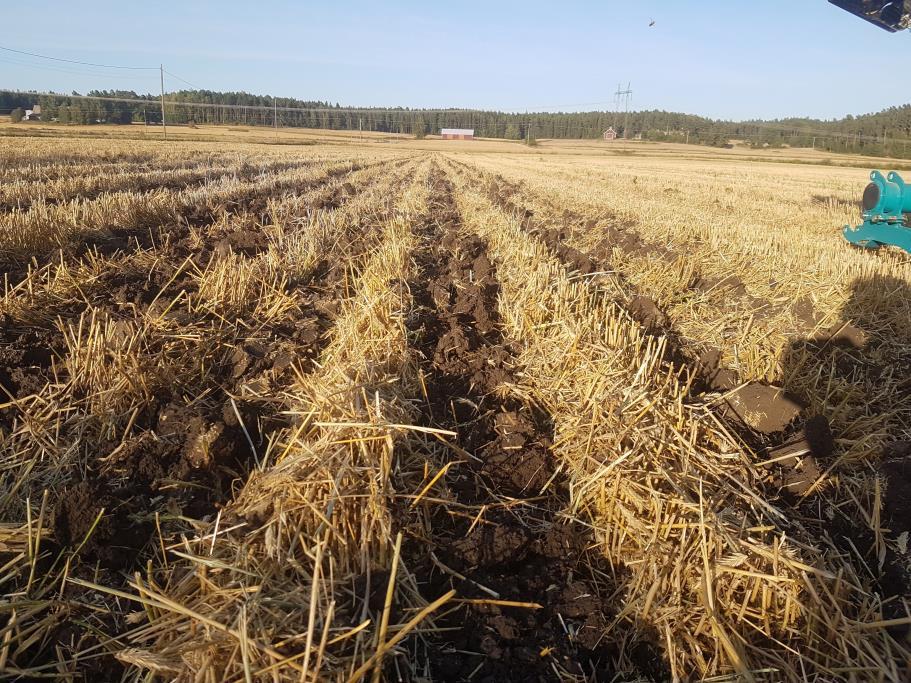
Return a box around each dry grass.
[447,166,909,679]
[0,132,909,681]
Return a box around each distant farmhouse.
[602,126,617,141]
[24,104,41,121]
[441,128,474,140]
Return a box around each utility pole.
[159,64,167,140]
[614,82,632,139]
[273,97,277,131]
[812,136,816,150]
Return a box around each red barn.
[441,128,474,140]
[602,127,618,141]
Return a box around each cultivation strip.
[0,148,245,173]
[0,156,420,530]
[48,162,420,569]
[0,156,411,331]
[446,164,911,679]
[0,157,419,438]
[447,160,832,451]
[0,148,337,185]
[398,166,624,680]
[449,162,864,575]
[449,160,911,629]
[452,156,834,356]
[446,161,732,386]
[0,156,321,213]
[0,158,424,679]
[0,155,403,275]
[0,155,229,184]
[452,155,794,341]
[89,163,434,681]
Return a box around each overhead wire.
[4,87,904,143]
[0,44,157,70]
[0,56,159,82]
[163,70,201,90]
[1,44,907,146]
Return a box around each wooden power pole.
[159,64,167,140]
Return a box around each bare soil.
[0,160,412,676]
[397,169,667,681]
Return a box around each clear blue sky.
[1,1,908,120]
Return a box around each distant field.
[4,117,911,168]
[1,130,909,681]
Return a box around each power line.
[0,44,157,70]
[3,88,907,146]
[164,69,201,90]
[0,55,158,82]
[0,89,497,115]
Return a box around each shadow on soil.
[778,273,911,633]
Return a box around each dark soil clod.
[725,383,804,434]
[696,347,739,391]
[627,295,668,330]
[880,443,911,537]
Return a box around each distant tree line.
[3,89,911,158]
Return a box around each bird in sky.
[649,18,656,27]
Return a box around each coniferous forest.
[3,89,911,158]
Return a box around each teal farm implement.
[843,170,911,254]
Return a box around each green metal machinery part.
[843,171,911,253]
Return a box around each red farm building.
[441,128,475,140]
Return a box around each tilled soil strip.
[452,157,827,350]
[0,164,421,676]
[4,161,420,539]
[483,172,731,389]
[452,163,911,642]
[453,164,833,468]
[0,150,236,174]
[1,156,406,286]
[0,160,417,402]
[0,157,392,276]
[399,168,657,681]
[0,158,319,213]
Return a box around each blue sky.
[1,1,907,120]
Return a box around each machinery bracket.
[843,170,911,253]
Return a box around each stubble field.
[1,132,910,682]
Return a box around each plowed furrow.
[399,166,622,681]
[0,161,422,680]
[0,157,406,289]
[0,158,318,213]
